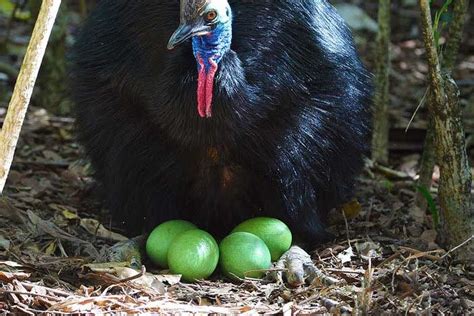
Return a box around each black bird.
[70,0,371,244]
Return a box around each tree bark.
[416,0,470,211]
[442,0,469,72]
[418,0,473,260]
[372,0,391,164]
[0,0,61,194]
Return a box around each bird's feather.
[69,0,372,243]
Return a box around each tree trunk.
[415,0,470,212]
[418,0,473,261]
[0,0,61,194]
[442,0,469,72]
[371,0,391,164]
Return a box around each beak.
[167,23,211,50]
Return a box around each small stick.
[116,265,146,284]
[440,235,473,260]
[0,0,62,193]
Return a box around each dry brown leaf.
[42,150,63,161]
[84,262,130,272]
[80,218,128,242]
[84,264,167,294]
[0,271,31,282]
[61,209,79,220]
[342,199,362,219]
[0,261,24,268]
[44,240,57,255]
[155,274,182,286]
[0,234,11,250]
[420,229,437,244]
[0,198,27,224]
[26,210,99,258]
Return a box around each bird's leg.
[269,246,341,287]
[262,150,339,287]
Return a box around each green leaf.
[432,0,454,50]
[0,0,31,20]
[416,185,440,227]
[0,0,15,16]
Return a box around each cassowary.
[70,0,371,246]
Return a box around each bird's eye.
[205,10,218,23]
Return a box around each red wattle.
[205,58,219,118]
[197,55,207,118]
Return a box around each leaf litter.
[0,107,471,314]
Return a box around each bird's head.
[168,0,233,118]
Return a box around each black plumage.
[70,0,372,243]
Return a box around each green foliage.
[34,3,73,114]
[416,185,440,227]
[430,0,453,50]
[0,0,31,20]
[383,179,394,193]
[0,0,15,15]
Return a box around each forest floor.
[0,2,473,315]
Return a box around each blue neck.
[192,23,232,71]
